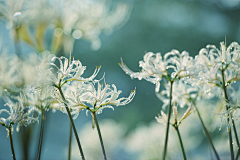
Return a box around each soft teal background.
[1,0,240,159]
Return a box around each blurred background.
[1,0,240,159]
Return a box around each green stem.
[233,119,240,160]
[93,112,107,160]
[58,87,85,160]
[193,102,220,160]
[14,27,21,58]
[162,81,173,160]
[37,110,45,160]
[222,69,234,160]
[8,127,16,160]
[175,126,187,160]
[68,122,72,160]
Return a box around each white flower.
[155,111,168,125]
[0,0,26,28]
[47,55,101,87]
[1,0,131,52]
[195,41,240,98]
[155,105,193,126]
[24,86,57,112]
[198,41,240,67]
[0,97,38,132]
[0,51,21,95]
[119,50,196,92]
[156,80,199,109]
[55,80,136,120]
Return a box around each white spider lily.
[173,105,178,123]
[179,106,193,123]
[24,86,57,112]
[55,80,136,120]
[156,80,199,109]
[156,105,193,126]
[48,55,101,87]
[1,0,131,52]
[0,97,38,133]
[119,50,197,93]
[195,41,240,98]
[155,110,168,125]
[167,50,197,79]
[84,82,136,114]
[119,52,167,92]
[198,41,240,67]
[0,51,20,94]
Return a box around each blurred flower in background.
[70,119,129,160]
[0,0,131,55]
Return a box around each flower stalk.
[221,68,234,160]
[192,102,220,160]
[162,80,173,160]
[57,86,85,160]
[6,124,16,160]
[68,122,72,160]
[93,112,107,160]
[37,109,45,160]
[174,125,186,160]
[9,127,16,160]
[14,26,21,58]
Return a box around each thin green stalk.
[8,127,16,160]
[37,109,45,160]
[222,69,234,160]
[58,87,85,160]
[162,81,173,160]
[236,144,240,160]
[193,102,220,160]
[175,126,187,160]
[14,27,21,58]
[93,112,107,160]
[233,119,240,160]
[68,122,72,160]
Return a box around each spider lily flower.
[0,97,38,133]
[0,0,26,28]
[55,80,136,123]
[156,80,199,109]
[119,50,197,93]
[198,41,240,68]
[1,0,131,53]
[47,55,101,87]
[155,105,193,126]
[24,86,57,112]
[0,51,21,95]
[195,41,240,97]
[155,111,168,125]
[179,106,193,123]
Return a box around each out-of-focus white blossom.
[0,0,131,53]
[0,52,20,95]
[0,48,54,95]
[71,119,127,160]
[0,0,26,28]
[155,105,193,126]
[155,111,168,125]
[156,80,199,109]
[119,50,197,93]
[0,97,38,133]
[24,86,57,112]
[125,121,202,160]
